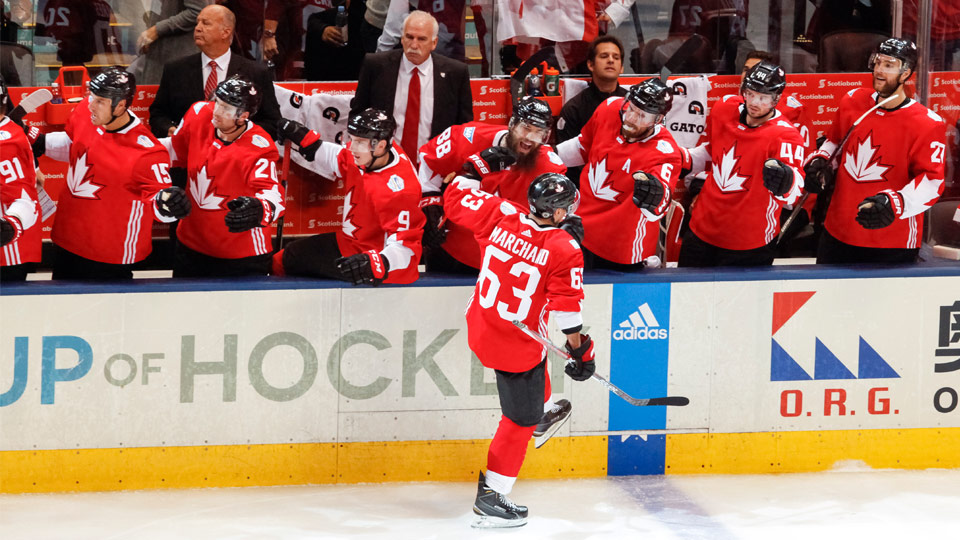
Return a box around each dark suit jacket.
[350,50,473,140]
[149,52,281,139]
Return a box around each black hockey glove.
[762,159,793,197]
[277,118,321,161]
[564,334,596,382]
[632,171,667,214]
[802,155,833,194]
[225,196,273,233]
[155,187,191,219]
[419,193,447,249]
[336,250,390,286]
[1,216,23,246]
[559,214,584,244]
[461,146,517,180]
[856,190,903,229]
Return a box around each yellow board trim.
[665,428,960,474]
[0,436,608,494]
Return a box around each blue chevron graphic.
[858,337,900,379]
[771,339,812,381]
[814,338,856,380]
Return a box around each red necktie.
[401,66,421,162]
[204,60,218,100]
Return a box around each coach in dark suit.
[149,4,280,139]
[350,10,472,161]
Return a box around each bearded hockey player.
[679,61,805,267]
[272,108,425,285]
[803,37,946,264]
[36,67,189,280]
[0,75,42,281]
[418,96,567,273]
[167,77,283,277]
[443,172,595,528]
[556,77,684,270]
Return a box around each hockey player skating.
[272,109,425,285]
[556,77,684,270]
[442,172,595,528]
[418,96,566,273]
[34,67,190,279]
[166,77,283,277]
[0,75,42,282]
[803,37,946,264]
[679,61,805,267]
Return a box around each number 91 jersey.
[444,178,585,372]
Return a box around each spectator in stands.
[361,0,390,53]
[351,10,472,164]
[262,0,338,80]
[556,35,626,187]
[303,0,367,81]
[149,3,280,139]
[220,0,268,59]
[134,0,209,85]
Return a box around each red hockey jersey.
[170,101,284,259]
[1,117,41,266]
[305,141,425,284]
[823,88,946,249]
[51,100,171,264]
[419,122,566,268]
[689,95,805,250]
[558,96,684,264]
[444,177,584,372]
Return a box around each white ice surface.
[3,467,960,540]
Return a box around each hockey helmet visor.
[625,78,673,116]
[869,38,918,74]
[214,76,261,118]
[87,67,137,110]
[528,173,578,219]
[347,108,396,144]
[740,60,786,97]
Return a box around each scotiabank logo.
[613,303,667,341]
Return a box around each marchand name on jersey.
[489,225,550,266]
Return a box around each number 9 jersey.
[444,177,585,372]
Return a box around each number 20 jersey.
[444,178,585,372]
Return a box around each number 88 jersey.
[444,178,585,372]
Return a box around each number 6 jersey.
[444,177,585,372]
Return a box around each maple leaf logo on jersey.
[900,174,944,217]
[844,135,889,183]
[588,158,621,202]
[190,166,225,210]
[66,152,104,198]
[712,146,748,192]
[341,188,357,237]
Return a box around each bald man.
[150,4,280,140]
[350,10,472,160]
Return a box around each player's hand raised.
[559,214,584,244]
[419,193,447,249]
[632,171,668,214]
[461,146,517,180]
[802,155,833,194]
[762,159,793,196]
[277,118,321,161]
[156,187,191,219]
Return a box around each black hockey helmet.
[528,173,578,219]
[625,78,673,116]
[511,96,552,130]
[214,76,261,117]
[872,37,918,73]
[88,67,137,110]
[347,108,396,142]
[740,60,787,96]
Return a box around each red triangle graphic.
[772,291,816,335]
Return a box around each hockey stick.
[659,34,707,83]
[511,320,690,407]
[778,93,898,242]
[274,140,291,252]
[509,45,559,109]
[8,88,53,125]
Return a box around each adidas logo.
[613,303,668,341]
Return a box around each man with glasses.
[556,78,685,270]
[271,108,426,285]
[804,37,947,264]
[416,96,567,273]
[679,61,805,267]
[164,77,283,277]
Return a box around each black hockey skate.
[472,472,528,528]
[533,398,571,449]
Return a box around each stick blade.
[645,396,690,407]
[18,88,54,113]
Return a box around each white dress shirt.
[201,49,232,92]
[393,54,434,151]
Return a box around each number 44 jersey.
[444,177,585,372]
